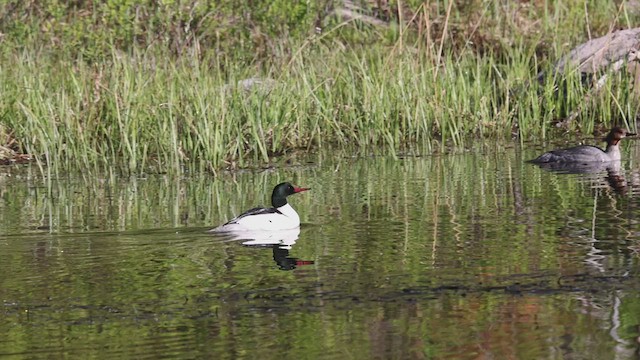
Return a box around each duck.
[529,127,636,163]
[210,182,310,232]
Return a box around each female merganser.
[529,127,636,163]
[210,182,310,232]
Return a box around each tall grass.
[0,0,639,175]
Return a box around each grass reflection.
[2,146,640,358]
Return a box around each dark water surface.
[2,145,640,359]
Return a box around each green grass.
[1,0,639,174]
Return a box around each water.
[2,144,640,358]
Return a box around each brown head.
[605,127,636,146]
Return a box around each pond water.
[2,142,640,359]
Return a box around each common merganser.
[210,182,310,232]
[529,127,636,163]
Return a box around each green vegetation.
[1,0,639,174]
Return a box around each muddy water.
[2,144,640,359]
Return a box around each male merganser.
[210,182,310,232]
[529,127,636,163]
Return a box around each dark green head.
[271,182,310,208]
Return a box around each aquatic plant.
[0,0,638,174]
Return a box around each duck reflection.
[531,158,618,174]
[604,163,627,195]
[530,160,628,194]
[224,228,314,271]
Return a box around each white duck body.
[212,203,301,232]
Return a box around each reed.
[0,0,638,174]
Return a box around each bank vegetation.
[1,0,639,174]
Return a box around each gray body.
[529,127,635,164]
[530,144,619,163]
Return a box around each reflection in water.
[3,145,640,358]
[528,159,637,274]
[531,159,619,174]
[214,228,314,270]
[529,153,640,358]
[534,162,628,272]
[271,247,314,271]
[228,228,300,249]
[529,160,629,194]
[604,163,628,195]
